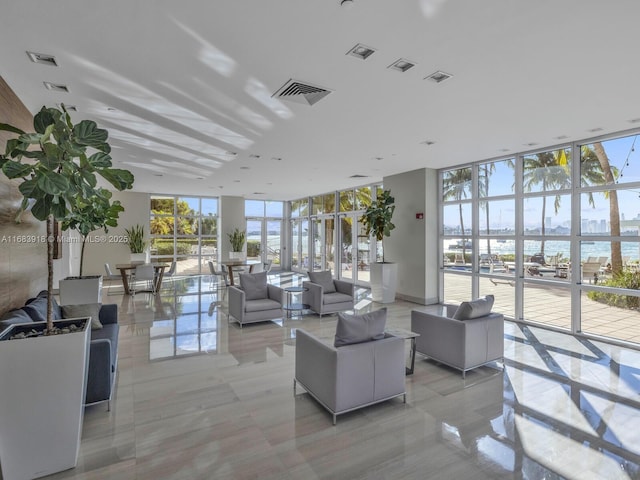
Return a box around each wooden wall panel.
[0,76,47,313]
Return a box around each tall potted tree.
[0,105,134,479]
[361,189,397,303]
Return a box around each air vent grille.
[273,79,332,106]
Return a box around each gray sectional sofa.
[0,291,119,409]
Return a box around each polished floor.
[36,273,640,480]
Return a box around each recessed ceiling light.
[271,157,282,161]
[523,142,538,147]
[373,157,384,161]
[233,180,240,183]
[349,174,368,178]
[249,154,261,159]
[628,118,640,124]
[555,135,569,140]
[253,192,266,195]
[499,148,510,152]
[154,174,163,177]
[420,140,435,146]
[388,58,415,72]
[240,166,250,170]
[340,0,354,9]
[425,71,453,83]
[588,127,603,133]
[43,82,68,92]
[346,43,376,60]
[197,177,204,180]
[26,51,58,67]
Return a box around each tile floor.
[26,273,640,479]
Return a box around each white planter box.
[59,275,103,306]
[0,318,91,480]
[229,251,245,261]
[370,262,398,303]
[130,252,149,264]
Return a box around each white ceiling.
[2,0,639,201]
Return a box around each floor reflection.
[82,272,640,480]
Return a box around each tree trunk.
[593,142,622,273]
[80,237,87,277]
[46,215,54,332]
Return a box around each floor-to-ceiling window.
[290,184,380,279]
[149,195,218,275]
[440,130,640,345]
[245,200,283,270]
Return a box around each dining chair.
[104,263,124,295]
[132,264,156,295]
[208,261,230,292]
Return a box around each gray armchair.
[303,270,354,316]
[228,272,284,327]
[294,328,406,424]
[410,296,504,378]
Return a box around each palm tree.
[581,142,622,272]
[522,149,571,255]
[443,167,472,260]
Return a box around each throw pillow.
[308,270,336,294]
[452,295,495,320]
[239,271,268,300]
[62,303,103,330]
[334,307,387,347]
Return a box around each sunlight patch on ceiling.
[72,55,252,150]
[419,0,448,18]
[173,19,237,77]
[245,77,294,119]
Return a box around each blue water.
[451,239,640,262]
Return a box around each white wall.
[80,191,150,277]
[384,168,439,305]
[220,196,245,261]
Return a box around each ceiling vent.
[425,70,453,83]
[346,43,376,60]
[43,82,69,92]
[273,79,332,106]
[26,51,58,67]
[388,59,415,72]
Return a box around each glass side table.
[385,327,421,375]
[284,286,309,319]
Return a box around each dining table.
[115,262,168,295]
[223,261,261,286]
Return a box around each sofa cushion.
[62,303,103,329]
[244,298,281,313]
[323,292,353,305]
[308,270,336,293]
[34,290,62,319]
[239,272,268,300]
[452,295,495,320]
[334,308,387,347]
[22,297,50,322]
[0,308,33,330]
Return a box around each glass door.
[245,219,262,263]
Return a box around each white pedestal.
[0,319,90,480]
[59,275,103,306]
[370,262,398,303]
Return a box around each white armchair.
[294,323,406,424]
[411,296,504,378]
[303,270,354,317]
[228,272,283,327]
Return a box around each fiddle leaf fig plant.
[361,189,395,263]
[0,105,134,332]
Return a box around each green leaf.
[34,108,55,134]
[99,169,135,191]
[18,133,42,144]
[18,179,41,198]
[37,171,70,195]
[81,170,98,188]
[2,160,32,178]
[0,123,26,135]
[30,197,52,221]
[87,152,112,168]
[73,120,108,147]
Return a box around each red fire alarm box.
[416,213,424,219]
